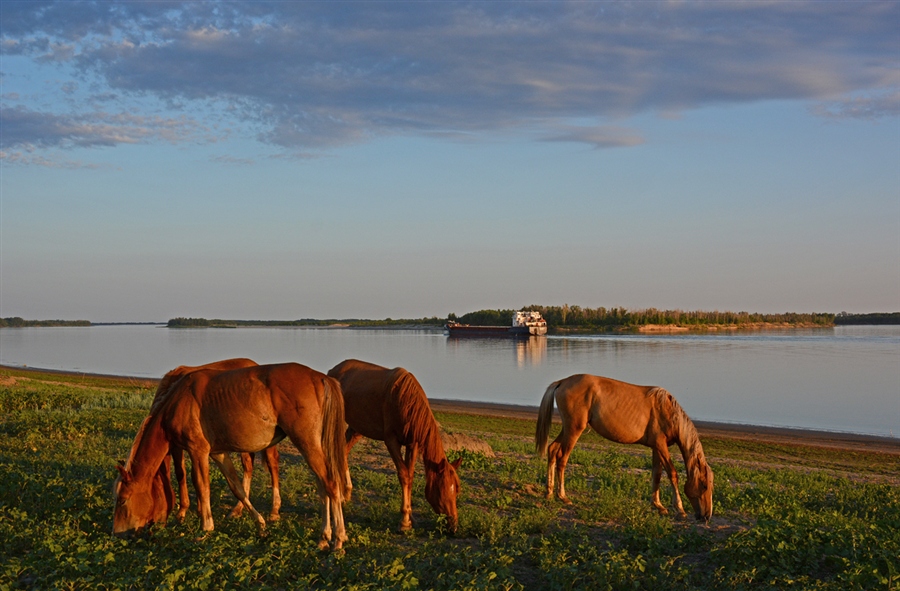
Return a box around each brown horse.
[114,363,350,550]
[535,374,714,522]
[153,358,282,522]
[328,359,462,533]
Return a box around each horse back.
[153,358,258,407]
[163,363,322,453]
[560,374,657,445]
[328,359,424,443]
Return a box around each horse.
[535,374,714,522]
[327,359,462,533]
[152,358,282,522]
[113,362,350,550]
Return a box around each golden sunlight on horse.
[113,363,350,550]
[328,359,462,534]
[151,358,282,522]
[535,374,714,522]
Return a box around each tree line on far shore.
[4,310,897,330]
[165,317,446,328]
[451,306,841,330]
[0,317,91,328]
[168,308,898,330]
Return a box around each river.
[1,325,897,438]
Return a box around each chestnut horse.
[535,374,714,522]
[153,358,282,522]
[114,363,350,550]
[328,359,462,533]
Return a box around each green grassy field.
[1,367,897,590]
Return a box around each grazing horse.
[535,374,714,522]
[153,358,282,521]
[328,359,462,533]
[113,363,350,550]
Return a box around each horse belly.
[343,391,387,441]
[201,406,283,453]
[206,424,282,454]
[589,396,651,444]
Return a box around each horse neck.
[420,425,448,469]
[397,379,447,468]
[126,414,171,482]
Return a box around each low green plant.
[1,367,897,590]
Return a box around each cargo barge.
[445,310,548,337]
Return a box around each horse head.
[112,459,174,536]
[685,461,714,523]
[424,456,462,534]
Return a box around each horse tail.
[321,377,350,503]
[535,380,561,457]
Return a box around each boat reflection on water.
[515,336,547,368]
[445,334,547,368]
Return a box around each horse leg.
[172,446,191,521]
[650,448,668,515]
[188,450,215,532]
[211,453,266,533]
[550,421,586,504]
[228,452,254,518]
[385,437,414,531]
[651,446,687,518]
[304,449,346,550]
[344,429,364,502]
[264,446,281,521]
[661,449,687,518]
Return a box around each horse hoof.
[559,496,572,505]
[317,539,331,551]
[268,513,281,522]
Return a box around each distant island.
[164,308,900,332]
[4,309,897,331]
[0,318,92,328]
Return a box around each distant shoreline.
[4,364,898,453]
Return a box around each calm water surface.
[2,325,898,437]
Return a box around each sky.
[1,1,898,322]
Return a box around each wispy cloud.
[541,125,645,149]
[1,1,896,160]
[0,105,216,151]
[811,91,900,120]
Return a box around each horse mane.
[149,366,194,415]
[649,387,707,474]
[390,369,446,463]
[122,414,156,472]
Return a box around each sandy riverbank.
[4,364,898,454]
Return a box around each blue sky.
[1,1,898,322]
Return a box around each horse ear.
[451,457,462,470]
[116,463,131,482]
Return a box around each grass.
[1,366,898,590]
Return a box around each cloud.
[1,1,896,155]
[0,149,111,170]
[541,125,645,149]
[0,104,215,151]
[810,91,900,120]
